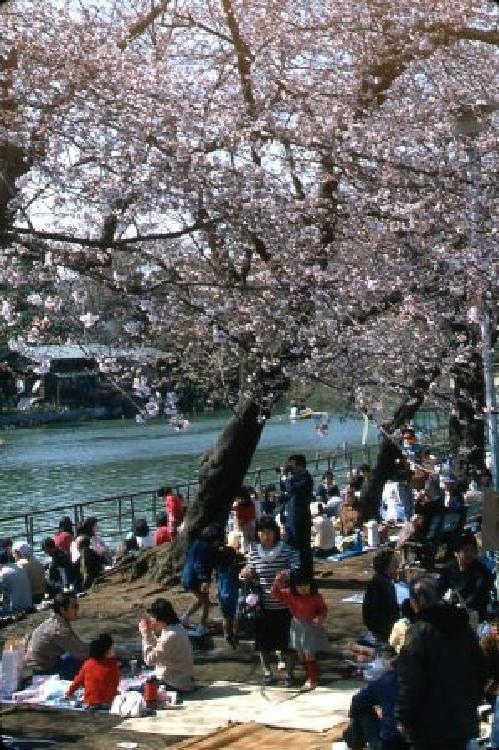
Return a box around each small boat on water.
[290,407,329,421]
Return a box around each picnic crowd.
[0,433,498,750]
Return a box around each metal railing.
[0,425,451,551]
[0,443,379,549]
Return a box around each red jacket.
[53,531,73,555]
[154,527,172,545]
[271,583,327,622]
[67,657,120,706]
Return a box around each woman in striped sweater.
[240,515,299,685]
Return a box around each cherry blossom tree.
[0,1,498,549]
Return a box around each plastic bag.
[1,639,25,697]
[110,691,146,718]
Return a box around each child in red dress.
[271,569,328,689]
[65,633,120,708]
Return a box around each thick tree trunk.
[108,398,267,585]
[449,351,485,477]
[359,375,435,521]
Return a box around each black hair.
[455,533,478,553]
[358,464,371,473]
[288,453,307,469]
[234,487,251,502]
[75,521,86,536]
[410,575,441,610]
[400,598,416,622]
[163,486,173,495]
[218,545,237,568]
[289,568,318,595]
[53,591,77,615]
[201,523,224,542]
[81,516,98,536]
[133,518,150,537]
[317,503,324,515]
[77,534,91,550]
[89,633,113,660]
[58,516,73,533]
[156,512,168,528]
[264,484,276,499]
[42,536,56,553]
[255,514,281,541]
[373,548,396,575]
[322,471,334,479]
[148,598,180,625]
[0,537,12,549]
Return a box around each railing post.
[152,491,157,521]
[28,516,34,547]
[117,498,122,536]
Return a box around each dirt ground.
[0,552,373,749]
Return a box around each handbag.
[236,579,263,637]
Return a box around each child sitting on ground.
[65,633,120,709]
[271,568,328,689]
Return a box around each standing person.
[139,598,194,692]
[163,487,186,539]
[181,524,222,636]
[65,633,120,709]
[216,545,239,647]
[284,454,314,578]
[233,489,257,552]
[153,512,172,546]
[241,515,299,686]
[438,532,494,622]
[271,568,328,689]
[397,576,484,750]
[26,592,89,679]
[53,516,74,556]
[12,541,46,603]
[362,549,400,644]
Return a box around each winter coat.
[438,558,495,622]
[284,470,313,547]
[396,603,484,746]
[362,573,399,643]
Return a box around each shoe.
[300,679,316,691]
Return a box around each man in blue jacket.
[284,454,314,577]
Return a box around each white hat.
[12,541,32,557]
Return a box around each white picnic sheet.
[117,680,358,735]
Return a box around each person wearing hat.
[13,541,46,604]
[0,539,32,614]
[139,598,194,692]
[438,533,495,622]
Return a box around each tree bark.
[448,349,485,477]
[108,397,267,585]
[359,374,436,521]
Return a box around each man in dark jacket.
[42,537,76,595]
[397,575,484,750]
[362,549,400,643]
[284,454,314,577]
[438,532,495,622]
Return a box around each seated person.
[0,554,32,614]
[77,535,104,590]
[153,512,172,545]
[53,516,74,555]
[312,504,336,558]
[139,598,194,692]
[0,537,14,564]
[343,646,408,750]
[133,518,154,548]
[438,533,495,622]
[12,541,46,604]
[65,633,120,708]
[362,550,399,644]
[42,537,77,595]
[315,470,340,501]
[26,591,89,679]
[441,474,465,509]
